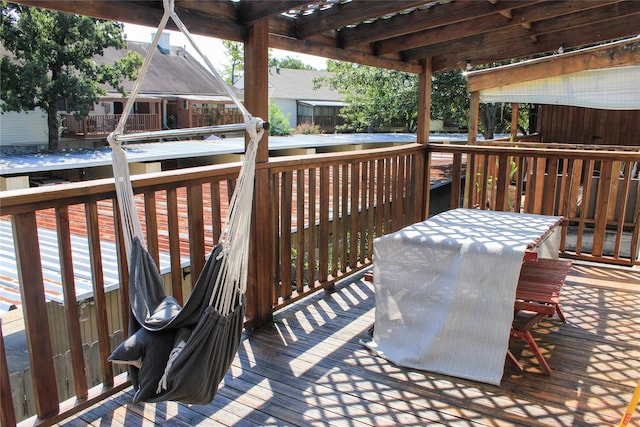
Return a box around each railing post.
[417,58,431,220]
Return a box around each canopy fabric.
[479,65,640,110]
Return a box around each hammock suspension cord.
[107,0,264,315]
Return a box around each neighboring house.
[1,33,243,149]
[0,103,48,150]
[237,68,346,133]
[62,32,243,140]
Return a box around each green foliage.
[269,55,316,70]
[222,40,243,84]
[0,2,142,149]
[318,61,471,133]
[294,122,322,135]
[431,70,469,128]
[268,103,293,136]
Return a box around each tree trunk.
[479,103,497,140]
[47,106,59,151]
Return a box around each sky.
[123,23,329,72]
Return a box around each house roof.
[268,68,343,102]
[94,39,241,99]
[234,68,343,102]
[14,1,640,74]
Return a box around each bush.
[268,103,293,136]
[294,122,323,135]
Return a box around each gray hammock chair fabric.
[106,0,264,404]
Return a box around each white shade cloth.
[479,66,640,110]
[365,208,563,385]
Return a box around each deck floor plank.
[56,262,639,427]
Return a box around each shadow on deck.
[60,262,639,426]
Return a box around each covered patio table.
[365,208,564,385]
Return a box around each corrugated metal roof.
[0,220,189,313]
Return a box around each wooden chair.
[508,258,572,375]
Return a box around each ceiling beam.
[14,0,246,41]
[269,34,422,73]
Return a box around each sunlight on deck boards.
[58,263,639,427]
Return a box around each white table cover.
[366,208,562,385]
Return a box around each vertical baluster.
[308,167,317,288]
[592,160,614,257]
[340,164,349,274]
[613,161,632,259]
[349,162,360,268]
[112,199,130,336]
[0,319,17,426]
[319,166,330,284]
[271,172,281,303]
[12,212,59,419]
[85,201,113,388]
[187,184,205,279]
[359,160,368,265]
[166,188,183,302]
[376,159,384,235]
[331,165,340,278]
[210,180,222,244]
[450,153,463,210]
[55,206,89,400]
[367,160,376,257]
[280,171,293,300]
[144,192,160,268]
[296,169,305,293]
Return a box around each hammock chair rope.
[107,0,264,315]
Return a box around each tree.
[269,55,316,71]
[0,2,142,150]
[268,102,292,136]
[431,70,469,131]
[222,40,243,84]
[317,61,471,133]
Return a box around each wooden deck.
[56,261,639,427]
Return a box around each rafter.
[294,0,428,39]
[429,12,640,71]
[374,0,619,56]
[338,0,542,49]
[236,1,313,25]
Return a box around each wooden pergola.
[15,0,637,324]
[2,3,640,424]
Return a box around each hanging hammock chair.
[107,0,266,405]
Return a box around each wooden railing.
[61,114,161,136]
[430,142,640,265]
[0,144,423,425]
[1,141,638,425]
[268,145,425,310]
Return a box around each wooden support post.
[510,103,519,141]
[417,58,432,220]
[464,91,480,207]
[244,18,273,329]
